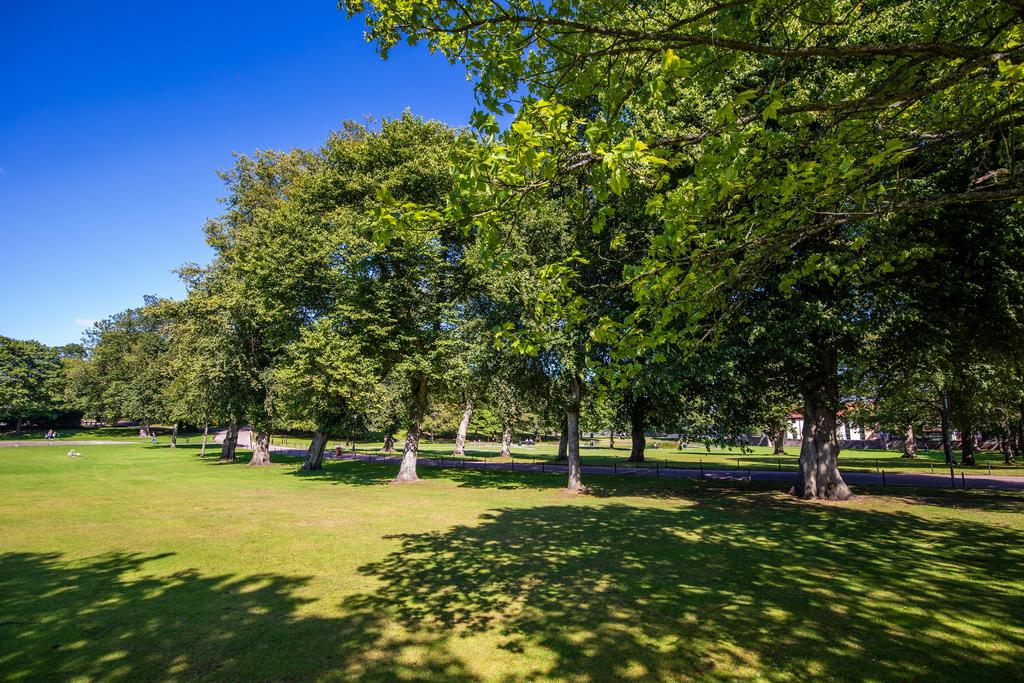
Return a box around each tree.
[0,337,66,433]
[346,0,1024,499]
[272,318,379,470]
[65,302,170,432]
[333,116,468,482]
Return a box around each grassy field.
[8,426,1019,475]
[0,426,200,443]
[280,435,1024,476]
[1,443,1023,681]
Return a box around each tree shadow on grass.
[287,458,1024,511]
[0,551,476,682]
[287,459,705,497]
[347,496,1024,682]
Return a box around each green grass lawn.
[2,444,1023,681]
[299,436,1024,476]
[1,425,201,444]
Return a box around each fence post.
[656,462,660,478]
[700,460,704,479]
[962,472,967,490]
[778,459,782,471]
[988,462,992,475]
[882,470,886,486]
[542,461,545,473]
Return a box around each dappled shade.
[350,497,1024,681]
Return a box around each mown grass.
[0,425,200,443]
[282,435,1024,476]
[2,444,1023,681]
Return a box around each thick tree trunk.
[1000,422,1015,464]
[902,424,917,459]
[565,375,584,492]
[14,417,22,435]
[248,430,272,466]
[395,377,427,483]
[960,420,977,466]
[200,423,209,457]
[628,396,647,463]
[556,416,568,462]
[219,422,239,462]
[382,433,395,453]
[940,400,955,468]
[170,422,178,448]
[302,430,328,471]
[772,429,786,455]
[609,431,615,449]
[791,354,851,501]
[454,397,474,457]
[500,423,513,458]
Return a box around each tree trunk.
[791,353,851,501]
[395,377,427,483]
[219,422,238,462]
[14,417,22,435]
[556,416,568,462]
[628,396,647,463]
[170,422,178,448]
[1000,422,1015,464]
[302,430,328,471]
[383,433,395,453]
[453,397,474,456]
[565,375,584,492]
[609,430,615,449]
[200,423,209,457]
[940,399,955,468]
[902,424,917,459]
[772,428,786,455]
[248,430,272,466]
[960,420,977,466]
[500,423,513,458]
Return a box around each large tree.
[0,337,67,434]
[346,0,1024,499]
[64,301,170,432]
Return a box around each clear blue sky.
[0,1,478,346]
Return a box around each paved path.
[269,446,1024,492]
[0,440,134,448]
